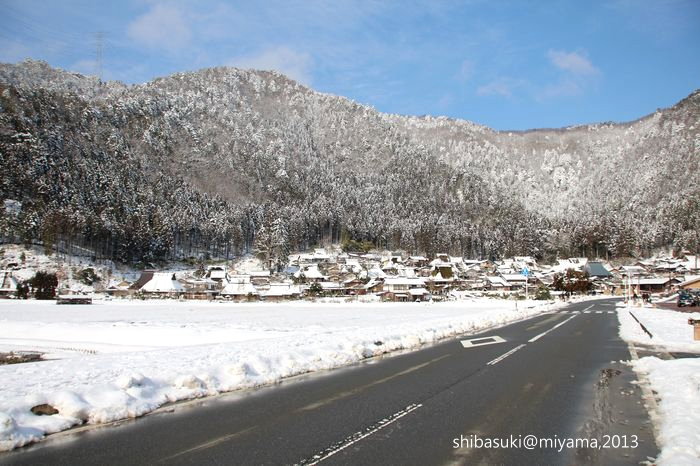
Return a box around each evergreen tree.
[29,271,58,300]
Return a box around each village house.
[617,265,648,278]
[294,264,327,283]
[622,277,681,294]
[485,275,511,292]
[139,272,185,298]
[220,275,259,301]
[584,261,613,279]
[318,281,347,296]
[406,256,429,268]
[363,278,384,294]
[426,269,455,296]
[249,270,271,287]
[207,265,229,283]
[104,279,132,298]
[553,258,588,274]
[130,269,156,292]
[678,276,700,291]
[261,283,301,301]
[382,277,429,302]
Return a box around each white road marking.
[607,311,615,314]
[528,314,578,343]
[160,426,258,462]
[486,344,526,366]
[297,404,422,465]
[461,335,506,348]
[584,311,591,314]
[583,304,595,312]
[299,355,448,411]
[596,311,603,314]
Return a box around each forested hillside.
[1,60,698,264]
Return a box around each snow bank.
[617,303,700,465]
[0,298,558,450]
[617,302,700,353]
[631,357,700,466]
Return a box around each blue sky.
[1,0,698,130]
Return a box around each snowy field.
[0,298,557,451]
[617,304,700,465]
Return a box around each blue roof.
[585,262,612,278]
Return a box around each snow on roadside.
[617,303,700,353]
[0,298,559,451]
[632,357,700,465]
[617,303,700,465]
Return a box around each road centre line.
[528,314,578,343]
[298,354,449,412]
[297,404,423,465]
[486,344,526,366]
[159,425,259,463]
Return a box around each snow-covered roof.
[430,257,453,267]
[367,266,386,279]
[363,278,382,290]
[396,266,417,278]
[679,275,700,287]
[345,259,361,267]
[554,258,588,272]
[486,276,510,287]
[500,274,527,282]
[262,284,301,297]
[106,279,131,290]
[221,281,258,296]
[295,265,327,280]
[228,275,252,284]
[320,281,344,290]
[209,269,227,280]
[408,287,429,296]
[384,277,425,286]
[620,265,647,273]
[140,273,184,293]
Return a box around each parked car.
[677,291,698,307]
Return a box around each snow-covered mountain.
[1,60,698,263]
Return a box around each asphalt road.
[1,298,658,465]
